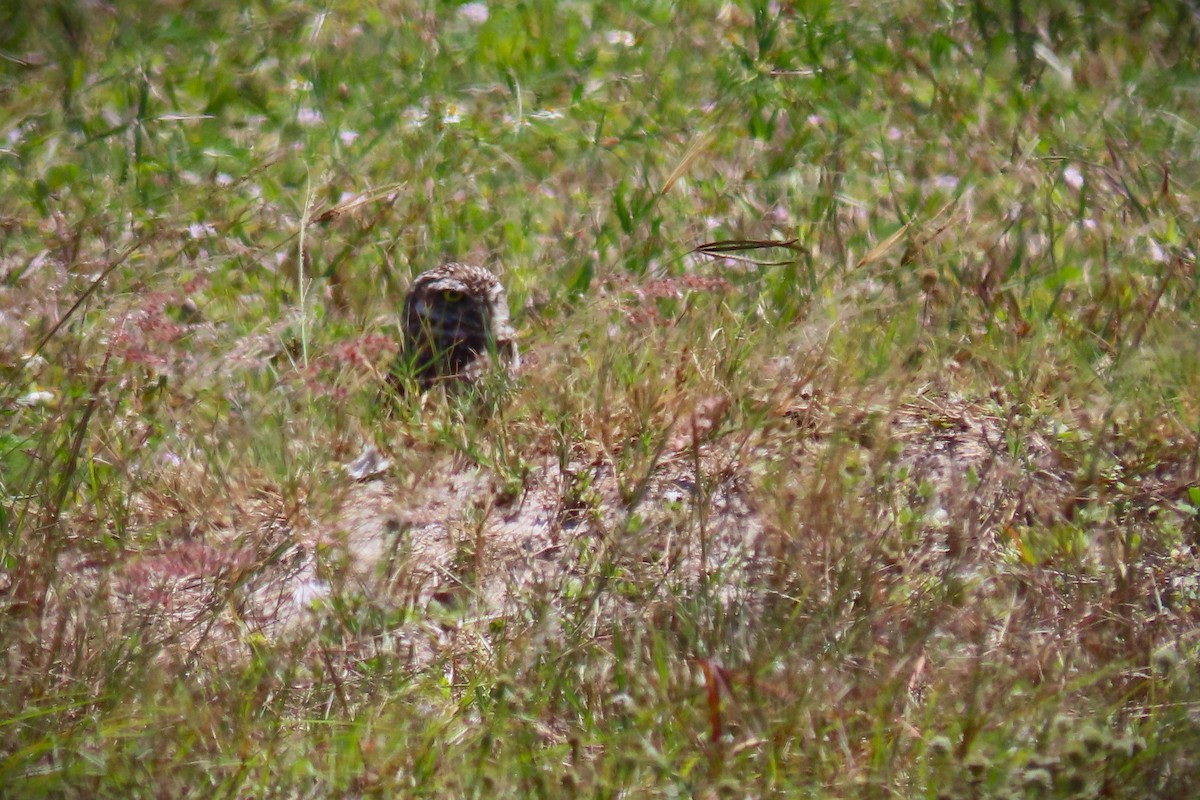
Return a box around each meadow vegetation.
[2,1,1199,796]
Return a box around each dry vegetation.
[2,1,1199,796]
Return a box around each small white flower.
[458,2,489,24]
[530,106,563,120]
[403,105,429,128]
[606,30,635,47]
[296,107,323,126]
[215,173,233,186]
[503,113,530,130]
[1063,165,1084,189]
[187,222,218,239]
[442,103,463,124]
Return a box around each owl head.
[400,263,519,388]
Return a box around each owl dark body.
[400,263,519,389]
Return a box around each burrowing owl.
[400,263,519,389]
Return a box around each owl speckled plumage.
[400,263,519,389]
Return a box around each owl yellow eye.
[442,290,464,303]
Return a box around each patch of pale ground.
[38,391,1195,672]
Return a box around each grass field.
[2,1,1200,796]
